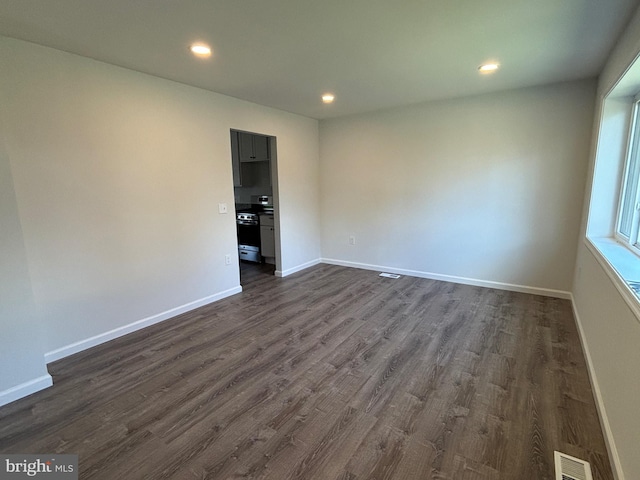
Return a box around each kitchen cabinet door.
[238,132,254,162]
[252,135,270,162]
[260,225,275,258]
[230,131,242,186]
[239,132,270,162]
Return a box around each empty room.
[1,1,640,479]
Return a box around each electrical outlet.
[219,203,228,214]
[349,236,356,246]
[225,254,231,265]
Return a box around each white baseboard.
[570,294,624,480]
[0,374,53,408]
[320,258,571,299]
[45,286,243,363]
[275,258,321,278]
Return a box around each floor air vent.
[554,451,593,480]
[379,272,401,279]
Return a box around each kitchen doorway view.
[230,129,279,286]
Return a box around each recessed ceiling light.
[322,93,335,104]
[478,62,500,74]
[190,43,212,58]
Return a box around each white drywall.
[320,80,596,293]
[573,247,640,480]
[0,140,51,404]
[0,36,320,379]
[573,5,640,479]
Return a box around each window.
[586,57,640,321]
[616,98,640,252]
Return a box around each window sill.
[585,236,640,322]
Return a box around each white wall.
[320,80,596,295]
[0,36,320,399]
[573,5,640,479]
[0,143,51,403]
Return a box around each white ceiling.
[0,0,638,119]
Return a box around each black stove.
[236,211,260,263]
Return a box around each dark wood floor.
[0,264,612,480]
[240,260,276,285]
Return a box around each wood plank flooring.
[0,264,613,479]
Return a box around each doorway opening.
[230,129,280,286]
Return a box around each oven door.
[237,222,260,247]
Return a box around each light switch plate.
[218,203,228,214]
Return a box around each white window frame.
[615,96,640,255]
[585,58,640,326]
